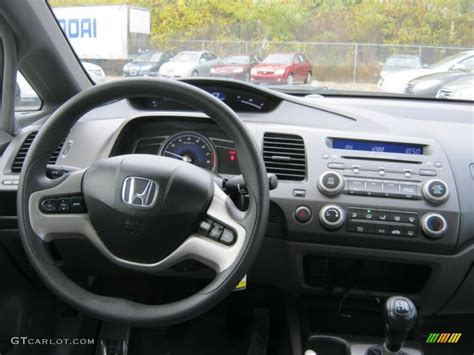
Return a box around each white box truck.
[53,5,151,60]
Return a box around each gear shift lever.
[367,296,417,355]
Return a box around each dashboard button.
[400,184,418,198]
[403,226,418,237]
[327,162,345,170]
[347,221,374,234]
[421,213,447,239]
[422,179,449,204]
[361,208,375,220]
[317,171,344,196]
[366,180,383,196]
[419,169,437,177]
[294,206,312,224]
[319,205,345,229]
[374,210,390,222]
[347,178,366,195]
[388,225,403,236]
[375,224,389,235]
[293,189,307,198]
[382,182,400,196]
[348,208,363,220]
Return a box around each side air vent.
[263,133,306,181]
[11,132,38,173]
[11,132,66,173]
[48,139,65,165]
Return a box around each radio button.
[422,179,449,204]
[347,178,366,194]
[382,182,400,196]
[327,162,345,170]
[318,171,344,196]
[366,180,383,195]
[400,184,418,198]
[419,169,437,177]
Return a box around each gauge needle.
[164,151,184,160]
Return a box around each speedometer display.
[159,132,217,171]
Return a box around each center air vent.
[263,133,306,181]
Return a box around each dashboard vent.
[11,132,38,173]
[263,133,306,181]
[48,139,65,165]
[11,132,65,173]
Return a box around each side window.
[459,56,474,71]
[207,53,217,61]
[296,54,304,63]
[200,54,207,62]
[15,72,41,111]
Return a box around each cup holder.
[306,335,351,355]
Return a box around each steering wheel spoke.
[29,169,91,241]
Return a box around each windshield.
[173,52,200,62]
[385,57,419,68]
[427,52,469,69]
[135,52,162,61]
[262,54,293,65]
[50,1,474,101]
[222,56,250,65]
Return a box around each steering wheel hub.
[82,154,214,263]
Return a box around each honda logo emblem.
[121,177,158,208]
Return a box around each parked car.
[250,53,313,85]
[122,51,176,77]
[436,75,474,100]
[210,54,261,81]
[82,61,106,83]
[379,54,422,79]
[379,51,474,93]
[159,51,221,78]
[406,69,474,97]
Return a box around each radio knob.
[317,171,344,196]
[421,213,447,239]
[319,205,345,230]
[422,179,449,204]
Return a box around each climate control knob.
[421,213,447,239]
[422,179,449,205]
[319,205,345,230]
[317,171,344,196]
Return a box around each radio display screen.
[332,139,423,155]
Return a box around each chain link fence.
[152,40,473,84]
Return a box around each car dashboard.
[1,78,473,317]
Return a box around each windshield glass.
[49,1,474,101]
[262,54,293,65]
[173,52,200,62]
[222,56,249,65]
[135,52,162,61]
[385,57,419,68]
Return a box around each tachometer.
[159,132,217,172]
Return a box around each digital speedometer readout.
[159,132,217,171]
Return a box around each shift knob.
[383,296,417,353]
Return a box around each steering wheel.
[17,79,269,326]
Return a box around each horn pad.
[82,155,214,263]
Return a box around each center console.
[270,132,460,255]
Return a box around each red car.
[210,54,261,81]
[250,52,313,85]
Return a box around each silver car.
[159,51,221,78]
